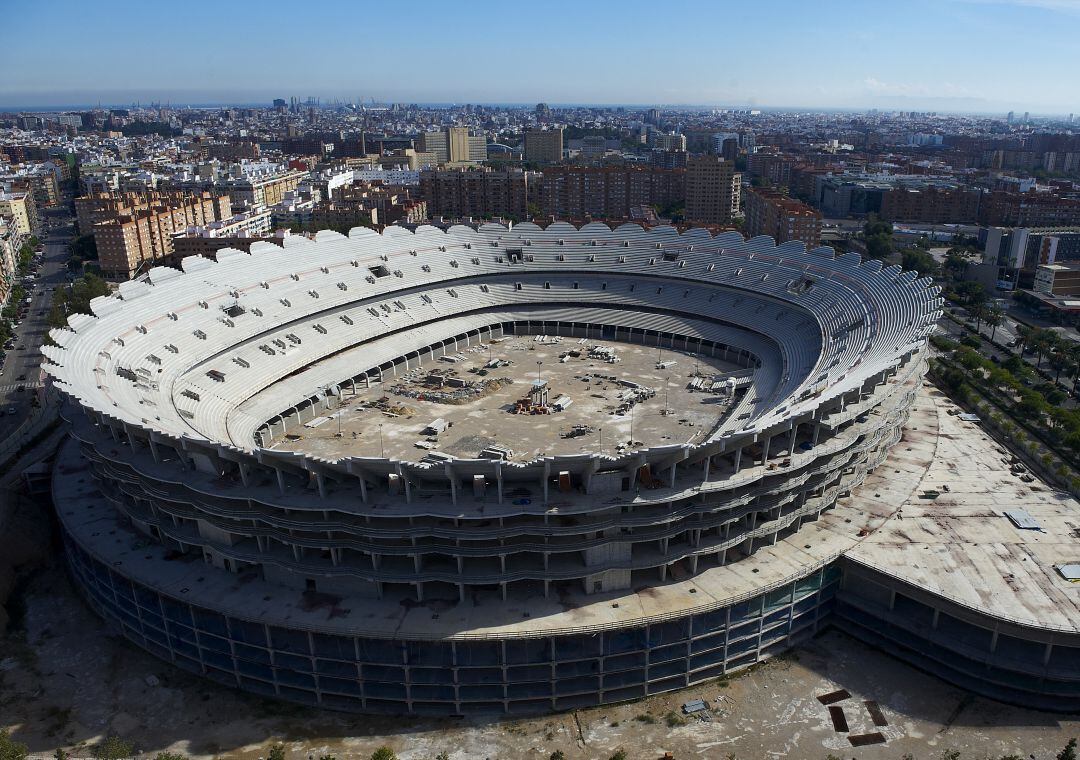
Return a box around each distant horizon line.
[0,99,1074,118]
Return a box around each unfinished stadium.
[42,222,1080,715]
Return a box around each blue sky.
[2,0,1078,113]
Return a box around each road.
[939,306,1080,407]
[0,198,75,430]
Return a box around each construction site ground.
[3,560,1079,760]
[268,338,740,462]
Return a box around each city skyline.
[3,0,1079,113]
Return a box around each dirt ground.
[267,338,737,462]
[1,561,1077,760]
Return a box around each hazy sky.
[3,0,1078,113]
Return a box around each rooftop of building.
[847,386,1080,633]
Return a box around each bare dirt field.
[268,338,740,462]
[3,559,1078,760]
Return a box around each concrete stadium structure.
[42,222,1080,714]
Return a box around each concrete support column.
[761,435,771,465]
[275,468,286,495]
[733,447,743,473]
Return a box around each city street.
[0,198,74,430]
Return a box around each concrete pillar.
[733,447,743,473]
[761,435,771,465]
[275,468,286,495]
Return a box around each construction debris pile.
[354,396,414,417]
[391,370,513,405]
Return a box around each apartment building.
[747,151,798,187]
[524,128,564,164]
[685,156,740,224]
[0,191,38,238]
[744,187,822,248]
[221,168,306,210]
[649,132,687,152]
[980,190,1080,228]
[77,191,232,279]
[419,168,529,220]
[0,219,18,305]
[879,185,982,223]
[539,166,685,221]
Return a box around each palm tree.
[1050,347,1074,386]
[971,301,986,332]
[1031,329,1056,369]
[1016,324,1034,357]
[984,306,1004,342]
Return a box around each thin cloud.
[952,0,1080,13]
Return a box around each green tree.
[865,233,892,260]
[549,752,566,760]
[0,730,28,760]
[863,215,893,238]
[371,748,397,760]
[902,248,936,277]
[71,233,99,261]
[1058,737,1078,760]
[268,745,286,760]
[92,736,134,760]
[154,754,187,760]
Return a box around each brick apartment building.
[744,187,822,248]
[76,191,232,279]
[879,185,982,223]
[980,190,1080,228]
[539,165,685,220]
[419,168,530,220]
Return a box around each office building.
[523,128,564,164]
[421,127,487,165]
